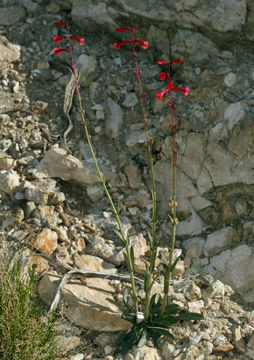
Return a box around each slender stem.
[131,37,157,321]
[161,88,178,313]
[75,89,139,313]
[65,31,139,312]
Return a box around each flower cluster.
[114,27,148,51]
[156,60,189,101]
[53,22,84,55]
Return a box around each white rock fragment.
[0,170,20,194]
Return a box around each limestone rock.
[36,145,100,185]
[129,233,149,274]
[0,6,26,25]
[124,345,162,360]
[204,227,238,257]
[197,139,254,194]
[0,170,20,194]
[73,253,117,274]
[122,92,138,108]
[233,327,246,353]
[224,101,245,130]
[125,129,156,147]
[247,331,254,359]
[105,98,123,139]
[177,133,204,182]
[123,164,142,189]
[221,245,254,303]
[86,184,104,202]
[85,235,124,265]
[55,335,81,354]
[72,1,117,32]
[203,280,225,300]
[171,30,218,64]
[0,152,15,170]
[77,54,97,87]
[184,281,201,301]
[38,273,131,332]
[33,228,58,255]
[173,0,246,35]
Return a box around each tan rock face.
[38,273,131,332]
[0,152,15,170]
[73,254,117,274]
[33,228,58,255]
[123,165,142,189]
[0,35,21,71]
[36,146,100,185]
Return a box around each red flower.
[70,36,85,45]
[115,27,135,32]
[53,47,68,55]
[114,40,131,49]
[134,40,148,49]
[156,77,189,100]
[171,59,183,63]
[54,22,67,26]
[159,72,167,80]
[157,61,167,65]
[54,35,67,43]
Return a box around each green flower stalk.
[114,27,157,321]
[53,22,139,313]
[155,60,189,312]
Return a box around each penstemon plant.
[52,22,203,356]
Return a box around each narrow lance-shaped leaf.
[169,254,181,273]
[144,266,150,293]
[137,328,150,347]
[113,228,126,246]
[130,245,135,272]
[123,252,131,273]
[148,232,153,250]
[179,312,204,321]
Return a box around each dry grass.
[0,238,61,360]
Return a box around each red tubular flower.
[115,27,135,32]
[156,78,189,101]
[157,61,167,65]
[134,40,148,49]
[53,47,68,55]
[70,36,85,45]
[54,35,67,43]
[159,72,167,80]
[171,59,182,63]
[114,40,131,49]
[54,22,67,26]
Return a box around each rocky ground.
[1,0,254,359]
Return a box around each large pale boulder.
[36,145,100,185]
[38,273,131,332]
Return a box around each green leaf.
[169,255,181,273]
[150,327,175,340]
[130,246,135,272]
[137,328,150,348]
[123,252,131,273]
[150,316,181,327]
[113,228,126,245]
[148,293,157,314]
[123,287,128,305]
[119,308,136,324]
[148,232,153,250]
[179,312,204,321]
[164,303,180,315]
[114,328,137,355]
[144,266,150,293]
[150,249,157,273]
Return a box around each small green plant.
[0,248,60,360]
[52,22,203,356]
